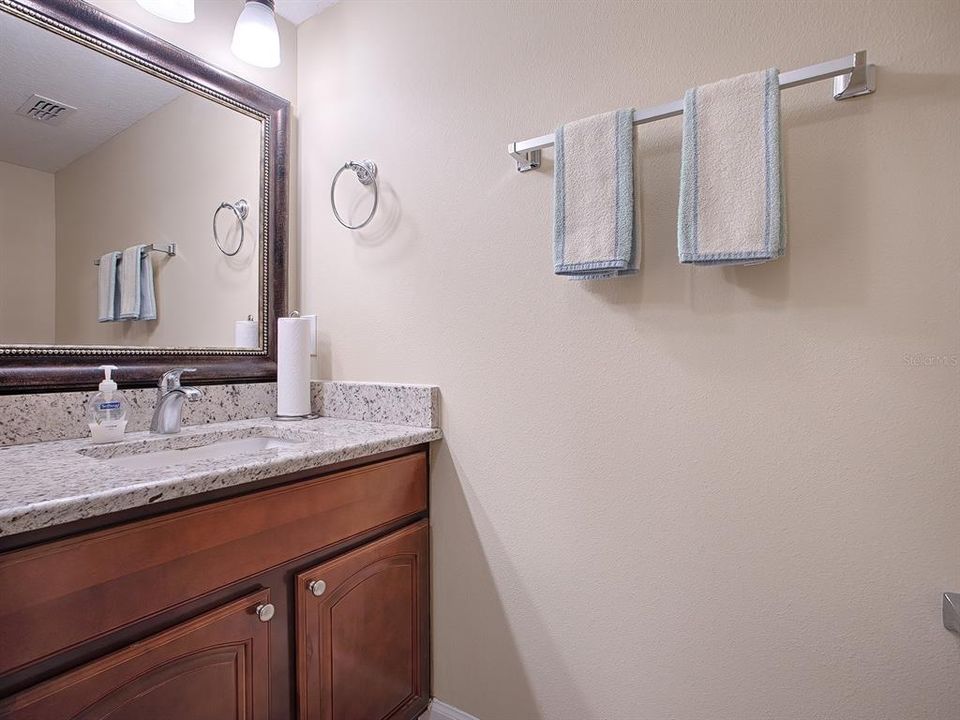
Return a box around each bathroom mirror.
[0,0,288,391]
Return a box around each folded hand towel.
[138,250,157,321]
[554,108,637,280]
[678,68,784,265]
[119,245,157,321]
[97,251,121,323]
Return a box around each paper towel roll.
[234,318,258,349]
[277,315,312,416]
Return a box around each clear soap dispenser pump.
[87,365,129,443]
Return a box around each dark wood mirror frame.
[0,0,288,394]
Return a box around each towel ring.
[330,160,378,230]
[213,199,249,256]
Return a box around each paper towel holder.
[272,311,321,422]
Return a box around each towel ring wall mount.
[330,160,379,230]
[213,198,249,256]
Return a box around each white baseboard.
[421,698,480,720]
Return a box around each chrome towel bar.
[93,243,177,266]
[507,50,877,172]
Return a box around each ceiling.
[0,0,340,174]
[0,11,183,173]
[274,0,340,26]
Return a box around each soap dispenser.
[87,365,128,443]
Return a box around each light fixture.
[135,0,195,23]
[231,0,281,69]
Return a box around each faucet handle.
[158,367,197,392]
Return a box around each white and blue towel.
[554,108,637,280]
[97,251,121,323]
[678,68,784,265]
[119,245,157,321]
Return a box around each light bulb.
[231,0,281,69]
[135,0,195,23]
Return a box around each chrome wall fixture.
[944,592,960,633]
[507,50,878,172]
[213,198,250,256]
[93,243,177,266]
[330,160,379,230]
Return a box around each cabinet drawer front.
[296,520,430,720]
[0,452,427,676]
[0,589,271,720]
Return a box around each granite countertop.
[0,416,442,538]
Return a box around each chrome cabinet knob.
[308,580,326,597]
[255,603,275,622]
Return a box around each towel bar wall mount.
[507,50,877,172]
[93,243,177,266]
[944,592,960,633]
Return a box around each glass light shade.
[135,0,195,23]
[231,1,281,69]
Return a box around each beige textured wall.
[297,1,960,719]
[55,92,261,347]
[88,0,300,310]
[0,161,56,344]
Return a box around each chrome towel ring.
[331,160,378,230]
[213,198,249,256]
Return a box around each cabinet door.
[0,590,272,720]
[296,521,429,720]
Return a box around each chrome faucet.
[150,368,203,434]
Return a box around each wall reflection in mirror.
[0,9,263,350]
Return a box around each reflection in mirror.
[0,8,263,350]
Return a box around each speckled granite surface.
[0,416,441,537]
[313,382,438,428]
[0,381,439,447]
[0,383,276,447]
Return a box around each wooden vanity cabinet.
[0,590,272,720]
[0,448,430,720]
[297,521,430,720]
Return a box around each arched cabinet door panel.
[296,521,429,720]
[0,590,272,720]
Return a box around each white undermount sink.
[80,432,307,471]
